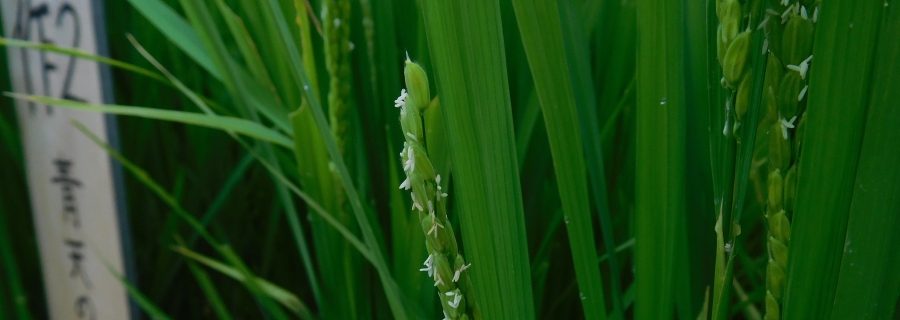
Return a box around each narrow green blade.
[125,0,221,80]
[5,94,293,148]
[634,0,688,317]
[173,246,313,319]
[830,6,900,318]
[419,0,536,318]
[783,1,884,318]
[509,0,607,318]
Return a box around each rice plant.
[0,0,898,319]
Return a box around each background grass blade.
[782,1,883,318]
[634,0,687,317]
[419,0,536,318]
[0,37,167,84]
[125,0,221,80]
[829,6,900,318]
[5,94,293,148]
[106,264,173,320]
[679,0,716,316]
[125,30,327,313]
[509,0,607,318]
[557,2,626,317]
[73,119,322,318]
[174,237,234,320]
[253,0,405,316]
[173,246,313,319]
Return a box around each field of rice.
[0,0,898,319]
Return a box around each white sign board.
[1,0,134,319]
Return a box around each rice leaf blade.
[830,7,900,318]
[174,236,235,320]
[4,94,293,148]
[782,1,884,317]
[253,0,407,316]
[509,0,608,318]
[124,0,221,80]
[420,0,536,318]
[173,246,313,320]
[634,0,688,316]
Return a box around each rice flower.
[396,57,477,320]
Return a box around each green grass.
[634,0,687,318]
[0,0,898,319]
[783,1,889,318]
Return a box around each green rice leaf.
[174,238,234,320]
[125,31,325,310]
[509,0,607,318]
[0,37,167,83]
[175,0,290,132]
[782,1,884,318]
[634,0,688,316]
[558,1,624,317]
[252,0,407,317]
[213,0,279,100]
[104,263,172,320]
[183,260,234,320]
[125,0,221,80]
[70,120,219,246]
[679,0,716,315]
[5,94,293,148]
[420,0,536,318]
[0,37,229,115]
[828,6,900,319]
[173,246,313,320]
[216,246,290,320]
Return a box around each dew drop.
[304,85,310,90]
[580,292,587,300]
[564,216,570,224]
[660,97,667,105]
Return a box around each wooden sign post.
[1,0,135,319]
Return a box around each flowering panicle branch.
[396,56,477,320]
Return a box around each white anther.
[394,89,408,107]
[780,116,797,140]
[452,263,472,282]
[758,16,769,30]
[434,274,444,287]
[448,293,462,308]
[399,178,411,190]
